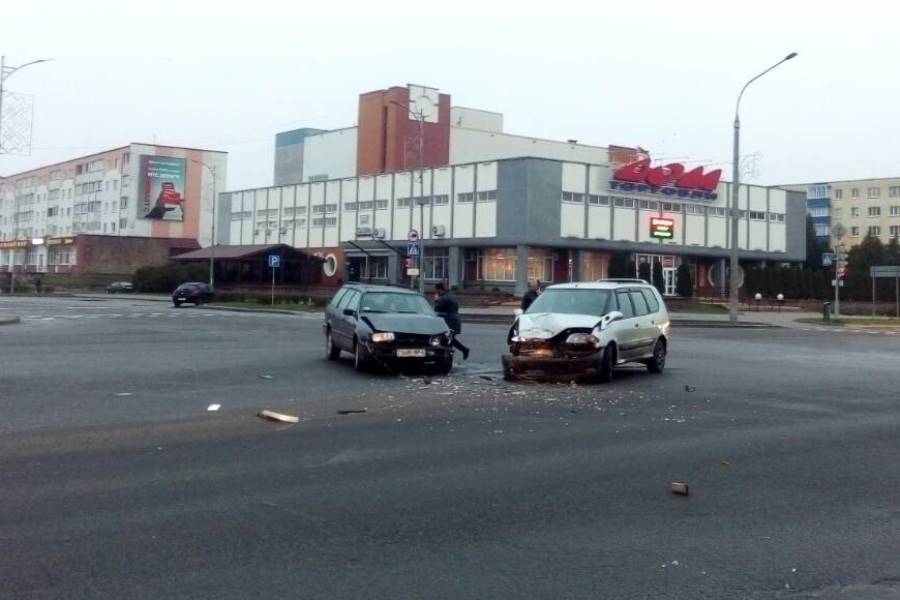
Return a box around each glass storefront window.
[581,251,608,281]
[361,257,389,279]
[422,249,448,281]
[478,248,517,281]
[527,249,554,283]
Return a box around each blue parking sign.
[268,254,281,269]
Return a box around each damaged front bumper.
[501,349,605,378]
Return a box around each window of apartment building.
[868,187,881,198]
[851,207,860,218]
[891,206,900,217]
[111,222,116,232]
[87,159,105,172]
[808,207,829,217]
[478,248,517,281]
[833,208,843,218]
[851,188,859,198]
[311,217,337,227]
[396,197,413,207]
[119,218,128,229]
[814,224,830,236]
[477,190,497,202]
[344,202,358,212]
[561,192,581,204]
[850,226,860,237]
[457,192,474,203]
[807,184,829,198]
[890,225,900,237]
[375,200,388,209]
[868,225,881,236]
[834,189,843,199]
[661,202,682,212]
[432,194,449,205]
[588,195,610,206]
[868,206,881,217]
[613,197,635,208]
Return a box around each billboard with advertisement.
[139,155,186,221]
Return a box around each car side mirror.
[343,308,356,317]
[601,311,624,330]
[514,308,523,317]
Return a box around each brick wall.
[74,235,199,275]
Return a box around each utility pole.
[832,223,846,318]
[729,52,798,324]
[1,55,51,293]
[191,160,218,288]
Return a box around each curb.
[0,316,21,326]
[199,305,316,317]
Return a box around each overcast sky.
[2,0,898,190]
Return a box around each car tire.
[596,344,615,383]
[173,300,182,308]
[353,340,369,373]
[646,339,666,374]
[326,330,341,361]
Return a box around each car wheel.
[646,339,666,374]
[353,340,369,372]
[173,300,182,308]
[596,344,615,383]
[326,330,341,360]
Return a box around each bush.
[132,263,210,293]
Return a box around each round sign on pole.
[408,230,419,242]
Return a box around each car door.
[326,287,348,334]
[628,288,656,358]
[613,289,641,361]
[332,290,358,349]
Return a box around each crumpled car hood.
[361,313,449,335]
[516,312,601,339]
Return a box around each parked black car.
[106,281,134,294]
[172,282,214,307]
[324,284,454,374]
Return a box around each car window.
[525,289,612,316]
[329,288,348,308]
[359,292,434,315]
[615,290,635,318]
[336,290,356,311]
[641,288,660,313]
[629,290,650,316]
[345,291,361,313]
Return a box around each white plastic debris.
[258,374,274,380]
[257,409,299,424]
[207,404,221,412]
[116,392,133,397]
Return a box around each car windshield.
[359,292,434,315]
[525,289,612,316]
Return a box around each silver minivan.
[502,279,671,382]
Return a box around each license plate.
[396,349,426,358]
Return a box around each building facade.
[783,178,900,250]
[0,143,227,274]
[223,156,805,295]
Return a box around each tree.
[846,234,884,300]
[676,263,693,298]
[652,261,665,296]
[638,261,651,284]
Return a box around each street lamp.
[388,99,428,292]
[0,56,52,155]
[191,159,218,288]
[729,52,797,324]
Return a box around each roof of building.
[171,243,322,261]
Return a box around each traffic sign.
[406,243,420,257]
[821,253,835,267]
[408,229,419,242]
[406,268,420,277]
[268,254,281,269]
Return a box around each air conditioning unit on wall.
[431,224,446,237]
[373,227,386,239]
[356,226,373,237]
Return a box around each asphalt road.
[1,296,899,599]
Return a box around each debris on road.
[671,481,690,496]
[258,374,274,380]
[479,375,493,381]
[337,409,367,415]
[684,385,696,392]
[207,404,221,412]
[257,409,299,424]
[116,392,133,397]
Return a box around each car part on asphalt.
[257,410,299,424]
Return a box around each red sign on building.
[610,159,722,200]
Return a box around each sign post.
[268,254,281,305]
[407,230,420,289]
[831,224,846,318]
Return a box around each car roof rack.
[598,278,650,284]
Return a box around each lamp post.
[389,99,428,293]
[191,159,218,288]
[1,56,51,292]
[729,52,797,324]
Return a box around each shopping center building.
[221,84,806,296]
[0,143,227,275]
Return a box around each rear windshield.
[359,292,434,315]
[526,289,612,316]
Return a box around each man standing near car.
[521,279,541,311]
[433,282,469,360]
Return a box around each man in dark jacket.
[433,282,469,360]
[521,279,541,311]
